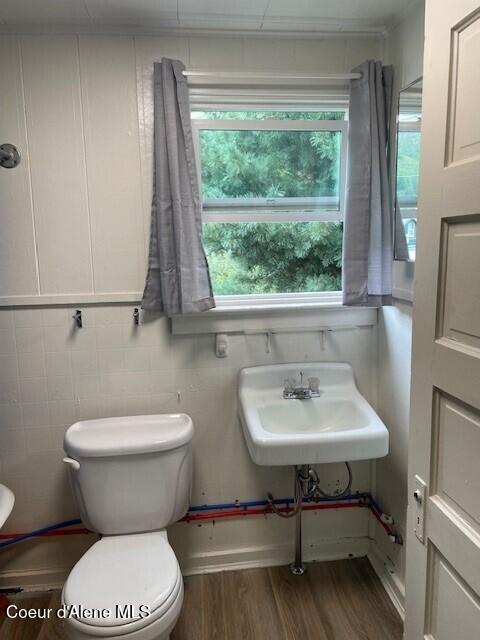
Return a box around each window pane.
[203,222,342,295]
[396,130,420,202]
[200,129,341,206]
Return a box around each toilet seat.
[62,531,183,638]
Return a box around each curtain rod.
[182,70,362,81]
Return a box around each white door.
[405,1,480,638]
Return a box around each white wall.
[0,31,385,588]
[374,302,413,600]
[0,31,383,304]
[0,305,377,585]
[372,0,425,605]
[386,0,425,301]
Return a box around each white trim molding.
[184,70,362,81]
[368,547,406,620]
[171,302,377,335]
[0,292,143,308]
[0,536,371,591]
[182,537,370,576]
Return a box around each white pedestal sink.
[238,362,389,466]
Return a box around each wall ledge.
[392,286,414,303]
[172,304,377,335]
[0,292,143,308]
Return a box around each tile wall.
[0,305,376,580]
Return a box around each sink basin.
[238,363,389,466]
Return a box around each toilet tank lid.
[64,414,193,458]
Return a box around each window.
[192,110,348,301]
[396,114,421,260]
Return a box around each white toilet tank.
[63,414,193,535]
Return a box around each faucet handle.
[308,377,320,393]
[284,378,295,393]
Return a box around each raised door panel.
[432,394,480,531]
[438,218,480,351]
[0,36,39,297]
[447,10,480,165]
[79,36,146,294]
[425,548,480,640]
[21,35,94,295]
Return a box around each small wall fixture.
[319,330,326,351]
[215,333,229,358]
[72,310,82,329]
[265,332,272,354]
[0,143,21,169]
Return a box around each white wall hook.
[72,309,82,329]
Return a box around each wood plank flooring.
[0,559,403,640]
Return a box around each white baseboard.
[181,536,370,576]
[367,547,405,620]
[0,566,70,592]
[0,537,371,590]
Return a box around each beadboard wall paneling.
[78,35,146,294]
[0,36,38,297]
[20,35,94,295]
[0,32,383,303]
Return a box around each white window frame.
[192,116,348,224]
[191,106,348,309]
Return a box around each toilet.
[61,414,193,640]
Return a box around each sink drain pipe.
[265,463,354,575]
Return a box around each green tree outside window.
[195,111,345,295]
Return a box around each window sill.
[171,298,377,335]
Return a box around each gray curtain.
[342,60,394,306]
[142,58,215,315]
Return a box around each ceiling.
[0,0,417,34]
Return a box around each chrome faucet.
[283,371,321,400]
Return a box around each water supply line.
[267,467,304,519]
[0,492,402,550]
[0,519,88,549]
[314,462,353,500]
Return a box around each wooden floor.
[0,559,403,640]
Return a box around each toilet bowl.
[62,532,183,640]
[62,414,193,640]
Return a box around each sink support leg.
[290,465,306,576]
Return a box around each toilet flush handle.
[63,457,80,471]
